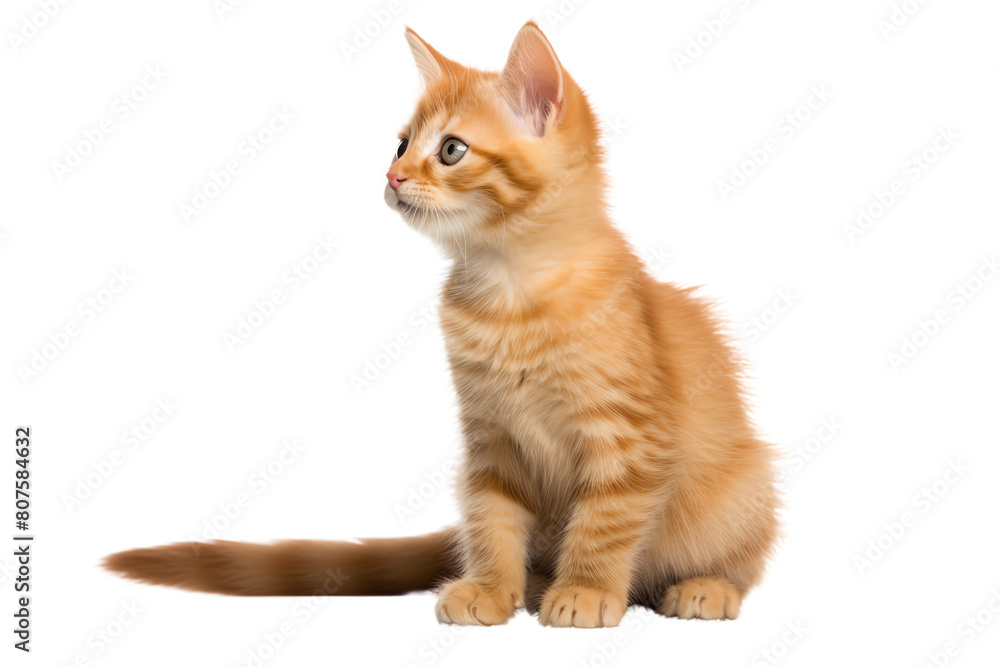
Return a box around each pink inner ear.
[501,29,565,136]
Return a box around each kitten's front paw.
[659,577,741,620]
[435,579,521,626]
[538,584,626,628]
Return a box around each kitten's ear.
[500,21,565,136]
[405,27,454,88]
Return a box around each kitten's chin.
[384,184,415,216]
[384,184,483,249]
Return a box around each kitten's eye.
[394,137,409,161]
[440,138,468,165]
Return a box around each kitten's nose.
[386,172,407,190]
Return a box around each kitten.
[105,22,779,628]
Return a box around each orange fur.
[105,22,778,629]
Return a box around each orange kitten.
[105,22,779,628]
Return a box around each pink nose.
[387,172,407,190]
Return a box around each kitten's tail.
[103,528,459,596]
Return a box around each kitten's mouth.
[385,184,417,216]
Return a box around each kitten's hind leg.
[658,577,742,620]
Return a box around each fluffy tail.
[103,528,459,596]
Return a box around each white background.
[2,0,999,665]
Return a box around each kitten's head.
[384,22,603,252]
